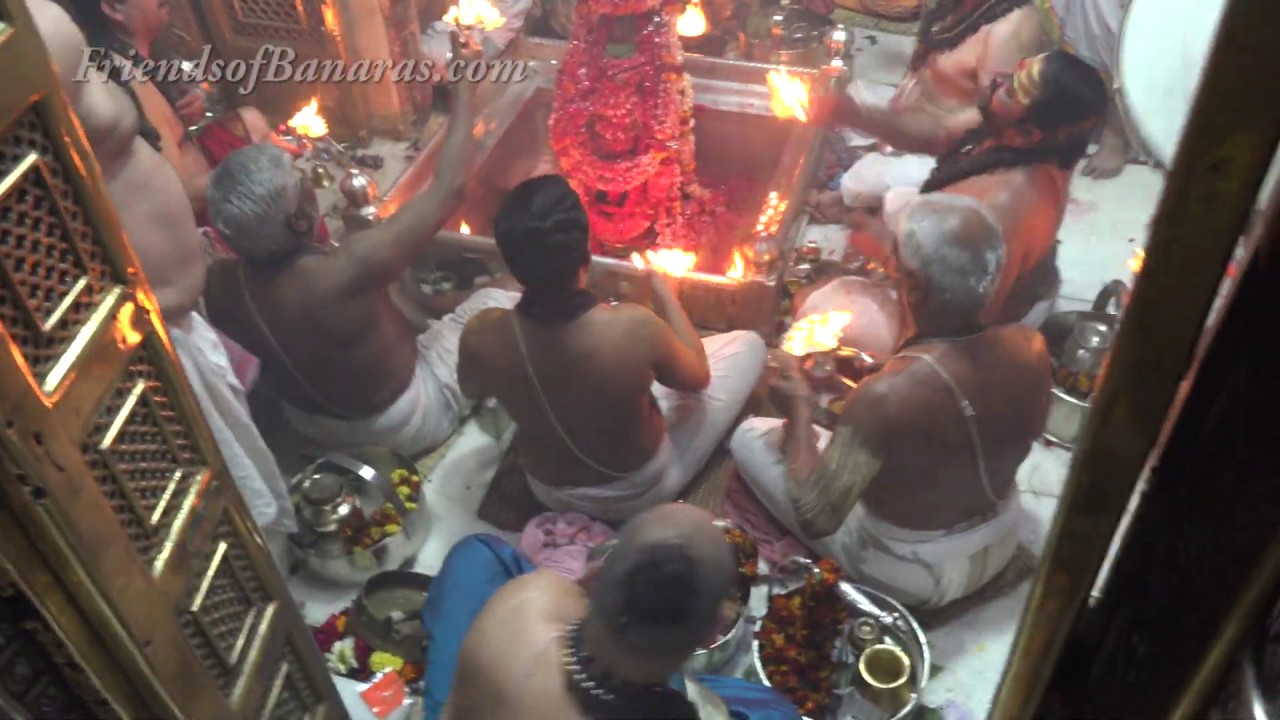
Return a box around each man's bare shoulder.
[986,323,1052,368]
[482,569,586,622]
[27,0,89,86]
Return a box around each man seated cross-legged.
[458,175,766,523]
[422,503,800,719]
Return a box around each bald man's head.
[587,504,735,665]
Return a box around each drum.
[1115,0,1228,168]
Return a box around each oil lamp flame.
[630,248,699,277]
[459,220,472,235]
[766,70,811,123]
[754,191,788,236]
[725,250,745,281]
[781,311,853,357]
[1128,248,1145,275]
[676,0,708,37]
[287,97,329,139]
[443,0,506,31]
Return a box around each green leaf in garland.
[606,43,636,58]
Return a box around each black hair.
[588,541,722,659]
[494,174,591,291]
[921,50,1109,193]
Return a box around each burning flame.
[630,248,698,277]
[1128,248,1145,274]
[287,97,329,139]
[781,311,853,357]
[443,0,506,31]
[459,221,472,235]
[676,0,708,37]
[725,250,745,281]
[321,0,340,39]
[754,191,788,236]
[766,70,811,122]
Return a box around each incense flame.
[676,1,708,37]
[766,70,811,122]
[287,98,329,139]
[781,311,853,357]
[630,248,699,277]
[1128,248,1145,275]
[754,191,788,236]
[725,250,745,281]
[443,0,506,31]
[459,221,472,235]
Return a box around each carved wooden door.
[0,1,345,718]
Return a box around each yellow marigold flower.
[384,524,401,536]
[390,469,408,482]
[404,501,418,511]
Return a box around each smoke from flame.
[676,1,708,37]
[630,248,698,277]
[1128,248,1145,275]
[781,311,853,357]
[287,98,329,139]
[443,0,506,30]
[766,70,811,122]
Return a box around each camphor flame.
[1128,248,1145,275]
[676,0,708,37]
[459,221,472,235]
[725,250,745,281]
[766,70,811,122]
[781,311,853,357]
[630,248,699,277]
[287,97,329,139]
[443,0,506,31]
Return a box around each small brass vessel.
[309,162,336,189]
[858,644,913,715]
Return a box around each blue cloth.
[421,533,800,720]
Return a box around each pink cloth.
[722,470,810,565]
[520,512,615,580]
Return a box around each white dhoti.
[729,417,1021,609]
[170,311,295,533]
[839,152,936,210]
[282,288,521,458]
[526,330,767,524]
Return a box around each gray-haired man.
[730,194,1052,609]
[202,64,520,457]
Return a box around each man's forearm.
[651,284,706,363]
[359,84,477,275]
[782,401,821,483]
[841,97,976,156]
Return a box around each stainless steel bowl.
[753,558,930,720]
[1045,386,1090,450]
[351,570,433,659]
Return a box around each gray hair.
[897,193,1005,318]
[207,143,306,266]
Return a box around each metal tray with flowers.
[752,557,930,720]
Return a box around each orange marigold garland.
[756,558,850,717]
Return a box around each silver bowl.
[753,557,930,720]
[351,570,433,659]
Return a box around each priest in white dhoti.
[730,195,1052,608]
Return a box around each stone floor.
[285,26,1168,720]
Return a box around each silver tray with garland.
[751,557,930,720]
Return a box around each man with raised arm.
[202,43,522,458]
[28,0,295,536]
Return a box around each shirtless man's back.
[29,0,205,318]
[462,299,680,485]
[855,324,1050,530]
[442,571,590,720]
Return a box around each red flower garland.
[756,559,851,717]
